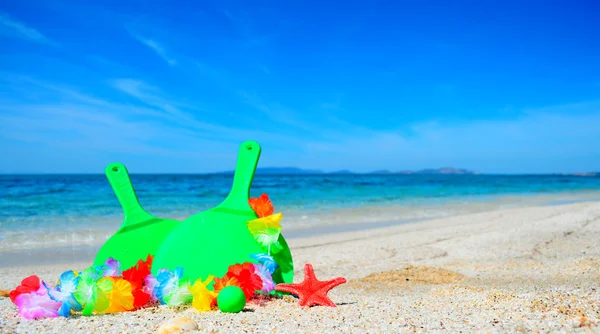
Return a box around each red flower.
[248,194,274,218]
[122,255,153,309]
[123,255,153,285]
[9,275,40,303]
[130,288,150,309]
[226,263,263,300]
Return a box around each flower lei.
[9,194,283,319]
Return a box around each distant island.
[215,167,480,175]
[560,172,599,177]
[367,168,478,175]
[212,167,600,176]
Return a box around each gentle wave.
[0,230,111,251]
[2,173,600,249]
[2,191,600,252]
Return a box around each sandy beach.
[1,200,599,333]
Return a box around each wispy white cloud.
[111,78,186,111]
[0,74,372,173]
[0,75,324,160]
[1,74,109,106]
[233,77,600,173]
[0,77,246,172]
[300,101,600,173]
[110,78,315,148]
[106,31,600,174]
[235,91,315,133]
[0,11,56,45]
[189,51,358,141]
[129,33,177,66]
[235,90,383,143]
[2,72,599,174]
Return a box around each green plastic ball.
[217,286,246,313]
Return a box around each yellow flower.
[247,213,283,235]
[188,276,217,312]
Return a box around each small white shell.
[157,317,198,333]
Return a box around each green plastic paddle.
[152,140,294,285]
[93,163,180,270]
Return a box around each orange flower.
[211,275,239,308]
[248,194,274,218]
[98,277,134,314]
[213,276,239,295]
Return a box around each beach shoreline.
[3,189,600,262]
[1,199,599,332]
[3,172,600,256]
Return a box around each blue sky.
[0,0,599,174]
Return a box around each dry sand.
[1,200,599,333]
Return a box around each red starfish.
[274,263,346,307]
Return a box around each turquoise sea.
[1,173,600,265]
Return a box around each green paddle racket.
[152,140,294,284]
[93,163,179,270]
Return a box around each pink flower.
[102,258,122,277]
[253,264,275,293]
[144,274,159,302]
[14,283,61,319]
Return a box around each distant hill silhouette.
[215,167,478,175]
[559,172,599,177]
[415,167,478,175]
[368,167,477,175]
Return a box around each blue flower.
[154,267,185,305]
[250,253,278,274]
[46,270,82,317]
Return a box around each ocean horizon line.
[0,170,598,177]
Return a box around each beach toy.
[152,140,294,285]
[217,286,246,313]
[93,163,179,270]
